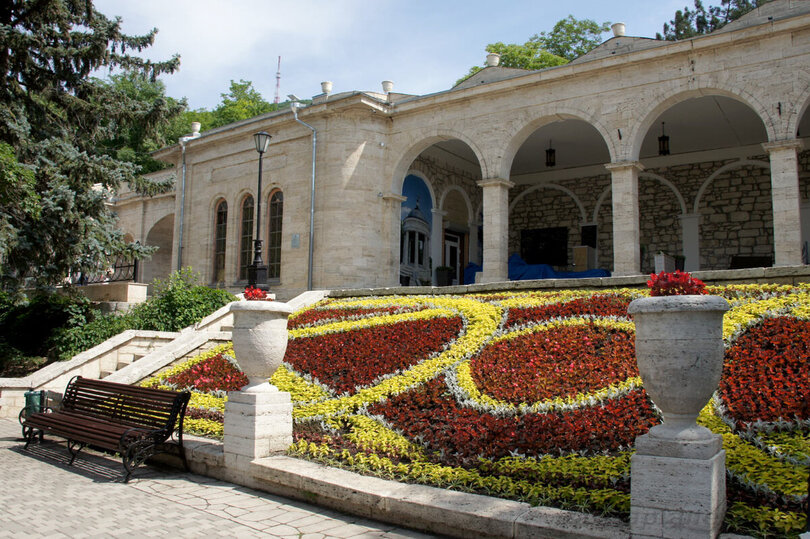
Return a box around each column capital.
[762,139,804,154]
[431,208,447,217]
[605,161,644,172]
[382,193,407,203]
[477,177,514,189]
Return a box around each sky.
[94,0,690,111]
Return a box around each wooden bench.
[22,376,191,482]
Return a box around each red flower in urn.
[647,270,706,296]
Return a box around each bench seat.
[23,376,190,481]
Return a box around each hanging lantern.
[658,122,670,156]
[545,140,556,167]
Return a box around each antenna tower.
[274,56,281,105]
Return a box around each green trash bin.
[19,390,46,438]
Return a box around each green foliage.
[99,71,186,175]
[534,16,612,61]
[48,269,235,360]
[657,0,773,41]
[132,268,235,332]
[0,142,39,268]
[210,79,277,129]
[159,79,288,144]
[49,310,136,361]
[0,291,95,373]
[0,0,180,293]
[457,15,609,85]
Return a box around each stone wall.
[507,153,810,273]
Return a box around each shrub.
[131,268,235,332]
[49,269,235,361]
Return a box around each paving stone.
[0,418,432,539]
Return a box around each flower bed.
[147,285,810,537]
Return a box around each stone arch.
[405,169,438,212]
[592,186,612,224]
[141,214,174,286]
[629,87,773,161]
[792,78,810,137]
[390,130,488,194]
[497,106,617,180]
[509,183,587,223]
[439,185,473,220]
[639,173,688,215]
[693,159,770,213]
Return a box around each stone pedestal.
[223,385,292,470]
[631,433,726,538]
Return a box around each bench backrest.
[62,376,189,432]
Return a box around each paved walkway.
[0,419,436,538]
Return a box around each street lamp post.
[248,131,271,289]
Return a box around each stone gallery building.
[114,1,810,300]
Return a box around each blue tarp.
[463,254,610,284]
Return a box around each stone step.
[99,370,113,379]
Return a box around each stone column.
[431,209,446,285]
[383,193,407,286]
[680,213,701,272]
[468,218,480,266]
[224,387,293,472]
[606,162,643,276]
[763,140,803,267]
[477,178,514,283]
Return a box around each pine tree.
[0,0,182,294]
[657,0,773,41]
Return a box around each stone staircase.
[0,290,330,419]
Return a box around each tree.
[0,0,181,294]
[100,71,185,175]
[457,16,610,85]
[657,0,773,40]
[159,80,287,143]
[210,79,276,129]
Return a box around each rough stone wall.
[800,150,810,201]
[697,164,774,268]
[410,156,481,216]
[506,153,808,273]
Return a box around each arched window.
[267,191,283,280]
[239,195,254,281]
[213,200,227,283]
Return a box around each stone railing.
[0,330,177,418]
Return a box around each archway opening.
[639,95,770,271]
[141,214,174,288]
[509,119,610,272]
[397,139,483,286]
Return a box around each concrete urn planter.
[229,300,294,392]
[628,295,730,440]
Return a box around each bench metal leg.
[123,439,156,483]
[66,440,85,465]
[22,426,41,448]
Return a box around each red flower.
[719,317,810,426]
[471,323,637,404]
[244,286,268,300]
[285,317,463,395]
[647,270,706,296]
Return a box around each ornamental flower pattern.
[151,285,810,536]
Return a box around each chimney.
[191,122,201,137]
[321,81,333,95]
[611,22,626,37]
[486,52,501,67]
[382,80,394,94]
